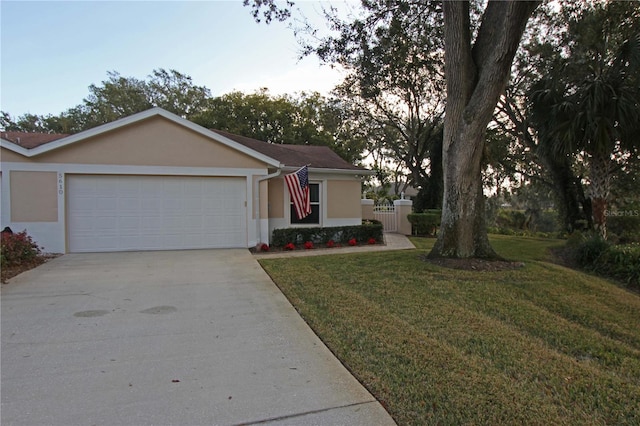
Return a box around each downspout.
[255,166,283,246]
[258,167,283,182]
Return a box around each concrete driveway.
[1,250,395,426]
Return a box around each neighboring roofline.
[0,108,283,168]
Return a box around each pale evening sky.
[1,0,352,117]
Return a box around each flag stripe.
[285,166,312,220]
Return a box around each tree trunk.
[416,134,444,211]
[589,152,611,239]
[429,0,539,259]
[537,146,590,233]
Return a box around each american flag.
[285,165,312,220]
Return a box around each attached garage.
[1,108,371,253]
[67,175,247,252]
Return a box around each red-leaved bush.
[326,240,335,248]
[348,238,357,246]
[260,243,269,252]
[368,238,377,245]
[284,242,296,251]
[1,230,42,266]
[304,241,314,250]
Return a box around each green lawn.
[259,235,640,425]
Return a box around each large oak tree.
[245,0,539,258]
[432,1,539,258]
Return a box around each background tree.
[147,69,212,118]
[1,69,366,165]
[193,89,366,164]
[528,1,640,238]
[2,68,214,134]
[309,1,446,209]
[490,1,640,238]
[82,70,153,128]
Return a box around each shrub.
[408,210,441,236]
[575,234,610,266]
[595,244,640,289]
[271,221,383,247]
[348,238,357,246]
[1,230,42,267]
[566,232,639,290]
[326,240,336,248]
[304,241,314,250]
[283,242,296,251]
[490,209,560,235]
[608,214,640,243]
[495,209,526,230]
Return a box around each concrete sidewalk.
[253,232,415,259]
[1,249,396,426]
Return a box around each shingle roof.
[211,129,364,171]
[1,131,69,149]
[1,119,366,172]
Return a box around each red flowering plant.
[326,240,335,248]
[259,243,269,252]
[368,237,377,245]
[283,242,296,251]
[304,241,314,250]
[348,238,357,246]
[1,229,42,267]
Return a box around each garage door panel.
[118,216,140,231]
[96,197,117,210]
[118,198,141,211]
[96,217,118,230]
[67,175,247,252]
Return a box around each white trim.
[284,166,375,177]
[0,108,283,168]
[287,181,322,227]
[0,162,265,252]
[65,174,249,252]
[0,162,268,177]
[0,138,31,157]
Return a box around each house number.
[58,173,64,195]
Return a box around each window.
[291,182,320,224]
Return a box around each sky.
[0,0,352,117]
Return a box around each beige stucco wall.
[268,178,285,219]
[259,179,269,219]
[1,147,30,163]
[327,180,361,218]
[10,171,58,222]
[361,199,375,220]
[5,117,266,169]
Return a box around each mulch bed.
[1,254,60,284]
[250,242,383,255]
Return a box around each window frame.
[289,181,321,225]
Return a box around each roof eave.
[284,166,375,176]
[0,138,31,156]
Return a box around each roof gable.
[0,108,281,168]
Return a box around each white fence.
[373,202,397,232]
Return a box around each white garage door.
[67,175,247,252]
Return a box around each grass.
[258,235,640,425]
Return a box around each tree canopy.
[1,70,365,165]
